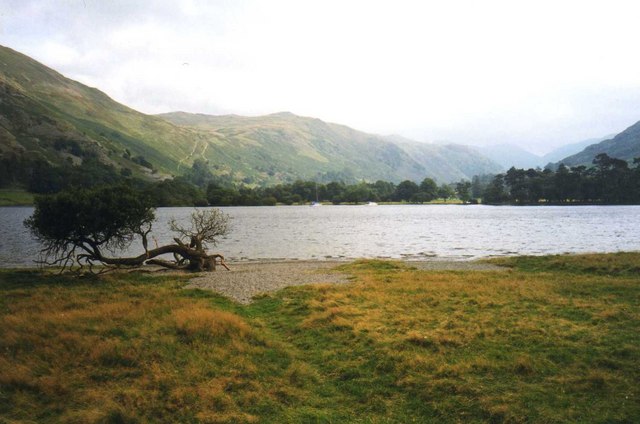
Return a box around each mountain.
[0,44,501,185]
[476,144,541,170]
[158,112,503,183]
[157,111,425,183]
[555,122,640,167]
[541,135,614,165]
[475,136,615,170]
[383,135,503,182]
[0,45,211,179]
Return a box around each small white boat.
[366,201,378,206]
[310,183,322,206]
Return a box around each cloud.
[3,0,640,154]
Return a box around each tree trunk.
[91,243,228,272]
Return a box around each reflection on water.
[2,204,640,267]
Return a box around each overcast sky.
[2,0,640,154]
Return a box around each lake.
[1,205,639,267]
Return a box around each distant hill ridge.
[157,111,503,183]
[475,135,615,170]
[555,121,640,167]
[0,44,503,184]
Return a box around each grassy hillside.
[1,253,638,422]
[557,121,640,167]
[1,44,501,185]
[159,111,431,183]
[390,137,503,181]
[161,112,503,183]
[541,134,614,165]
[0,45,203,177]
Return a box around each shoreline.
[0,256,506,270]
[185,259,506,304]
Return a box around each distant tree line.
[204,177,465,206]
[481,154,640,204]
[0,156,471,206]
[0,154,207,206]
[4,152,639,207]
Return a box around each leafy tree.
[419,178,438,200]
[325,181,346,203]
[455,180,472,203]
[206,182,236,206]
[411,191,432,203]
[483,174,508,204]
[593,153,630,203]
[471,174,493,199]
[261,196,278,206]
[145,178,207,206]
[552,164,574,202]
[25,185,156,270]
[25,185,230,273]
[291,180,317,201]
[344,183,376,204]
[404,178,438,203]
[372,180,395,201]
[437,184,455,202]
[393,180,419,202]
[183,158,214,188]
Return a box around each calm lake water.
[1,205,639,267]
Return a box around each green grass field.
[0,189,34,206]
[1,253,639,423]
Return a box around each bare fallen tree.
[147,209,231,272]
[24,185,231,274]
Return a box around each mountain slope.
[159,112,502,182]
[476,144,541,169]
[382,136,503,181]
[0,45,206,177]
[471,136,614,170]
[0,44,501,185]
[556,122,640,167]
[541,135,614,164]
[157,111,430,183]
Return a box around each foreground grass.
[1,254,639,423]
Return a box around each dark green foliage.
[343,183,377,203]
[206,182,237,206]
[131,155,154,170]
[483,174,508,204]
[483,154,640,204]
[182,158,213,188]
[437,184,455,202]
[456,180,472,203]
[12,151,640,207]
[24,185,155,265]
[393,180,419,202]
[53,139,85,156]
[0,155,125,193]
[471,174,493,199]
[144,178,208,207]
[418,177,438,200]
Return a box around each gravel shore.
[185,259,505,304]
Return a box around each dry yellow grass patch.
[173,306,252,341]
[0,272,298,423]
